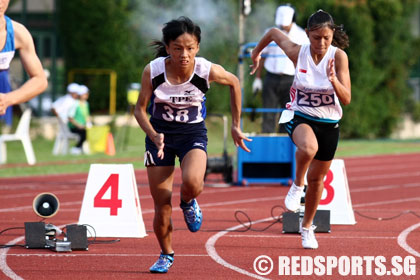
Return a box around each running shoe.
[301,224,318,249]
[284,183,304,212]
[149,253,174,273]
[180,198,202,232]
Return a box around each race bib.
[154,103,198,123]
[296,89,335,107]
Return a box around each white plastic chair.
[52,117,79,155]
[0,108,36,165]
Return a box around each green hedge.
[57,0,144,113]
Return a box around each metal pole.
[238,1,246,133]
[238,2,245,93]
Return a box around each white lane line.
[353,197,420,208]
[206,217,273,280]
[397,222,420,257]
[4,183,418,213]
[127,196,285,215]
[3,182,417,214]
[224,234,396,239]
[352,185,399,192]
[0,236,26,280]
[0,185,271,212]
[205,195,420,279]
[0,201,82,213]
[6,253,209,258]
[0,195,284,279]
[345,161,420,173]
[0,223,69,280]
[349,171,420,182]
[0,195,285,216]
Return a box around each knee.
[306,176,325,189]
[297,141,318,159]
[182,177,204,199]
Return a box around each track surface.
[1,153,420,279]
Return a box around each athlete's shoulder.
[150,56,166,66]
[195,56,212,66]
[334,48,349,67]
[150,57,167,78]
[194,57,212,77]
[334,48,348,59]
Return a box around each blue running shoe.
[180,198,202,232]
[149,253,174,273]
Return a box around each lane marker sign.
[317,159,356,225]
[78,164,147,237]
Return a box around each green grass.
[0,115,419,178]
[335,139,420,158]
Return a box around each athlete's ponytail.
[307,10,349,50]
[151,16,201,58]
[151,41,168,58]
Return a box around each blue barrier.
[237,134,296,185]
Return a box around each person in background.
[0,0,47,121]
[51,83,79,124]
[252,4,308,133]
[135,16,250,274]
[68,85,91,155]
[250,10,351,249]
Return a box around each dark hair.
[151,16,201,58]
[307,10,349,49]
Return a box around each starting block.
[282,210,331,233]
[78,164,147,238]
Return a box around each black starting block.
[25,222,88,251]
[282,210,330,233]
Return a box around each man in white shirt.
[252,4,309,133]
[51,83,79,123]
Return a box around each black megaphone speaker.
[32,193,60,218]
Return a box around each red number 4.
[94,174,122,215]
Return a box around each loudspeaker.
[282,210,330,233]
[32,193,60,218]
[66,224,88,250]
[25,222,46,248]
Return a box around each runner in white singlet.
[250,10,351,250]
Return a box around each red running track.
[0,153,420,279]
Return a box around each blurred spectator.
[252,4,309,133]
[68,85,91,155]
[51,83,79,123]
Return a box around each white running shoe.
[301,224,318,249]
[70,147,82,155]
[284,183,304,212]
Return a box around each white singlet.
[286,44,342,122]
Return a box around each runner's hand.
[154,133,165,159]
[231,126,252,153]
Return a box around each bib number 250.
[297,90,335,107]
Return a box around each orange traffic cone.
[105,132,116,156]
